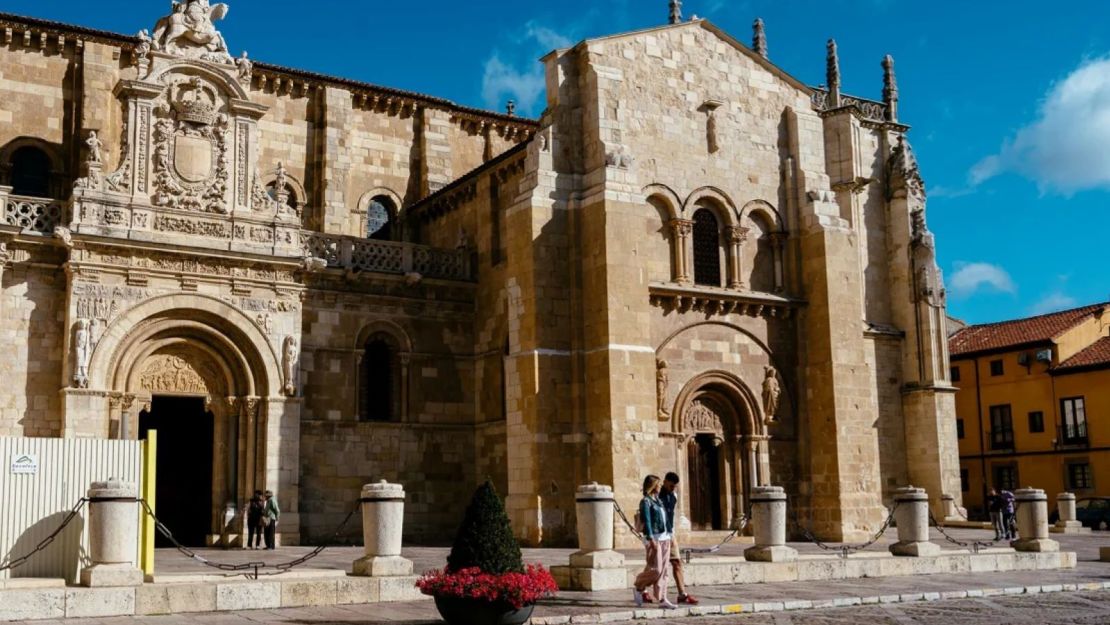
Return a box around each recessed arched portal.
[83,294,284,546]
[672,370,768,531]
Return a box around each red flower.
[415,565,558,609]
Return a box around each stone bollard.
[80,479,143,587]
[566,483,626,590]
[889,486,940,557]
[941,494,966,523]
[743,485,797,562]
[1012,487,1059,552]
[352,480,413,576]
[1050,492,1088,534]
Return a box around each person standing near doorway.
[246,490,264,549]
[999,488,1016,541]
[658,472,698,605]
[262,490,280,550]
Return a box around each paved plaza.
[1,527,1097,624]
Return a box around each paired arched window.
[366,196,395,241]
[692,208,721,287]
[10,146,52,197]
[359,333,400,422]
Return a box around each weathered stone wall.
[0,252,66,437]
[299,420,476,544]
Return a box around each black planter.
[434,595,535,625]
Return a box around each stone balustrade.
[303,232,472,281]
[0,186,64,235]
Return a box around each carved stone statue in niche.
[86,131,103,165]
[911,209,946,307]
[73,319,92,389]
[656,359,670,419]
[153,0,232,63]
[282,336,299,397]
[761,366,781,424]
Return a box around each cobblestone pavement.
[651,590,1110,624]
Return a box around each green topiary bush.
[446,480,524,574]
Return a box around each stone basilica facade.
[0,2,959,547]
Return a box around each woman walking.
[632,475,676,609]
[246,490,264,549]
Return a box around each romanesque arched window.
[692,208,721,287]
[10,146,51,197]
[359,334,397,422]
[366,196,395,241]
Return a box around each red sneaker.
[641,592,654,604]
[678,594,699,605]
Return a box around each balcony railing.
[1,193,64,235]
[303,233,472,282]
[989,429,1015,451]
[1057,422,1089,447]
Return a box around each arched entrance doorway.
[673,371,769,531]
[85,296,283,547]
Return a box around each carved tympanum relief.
[138,350,224,396]
[683,400,724,435]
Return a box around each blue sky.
[6,1,1108,324]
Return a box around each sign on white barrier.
[10,453,38,474]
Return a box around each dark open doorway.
[687,433,723,530]
[139,396,214,547]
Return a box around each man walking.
[657,472,698,605]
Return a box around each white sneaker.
[633,588,643,607]
[660,599,678,610]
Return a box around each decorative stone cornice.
[648,283,803,319]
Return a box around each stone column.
[566,483,626,590]
[889,486,940,556]
[1051,492,1087,534]
[1012,488,1059,552]
[81,479,143,587]
[743,485,796,562]
[352,480,413,576]
[726,226,748,290]
[669,219,693,284]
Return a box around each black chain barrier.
[139,498,361,580]
[790,502,900,559]
[0,497,89,572]
[612,499,645,542]
[927,511,1000,554]
[681,505,752,564]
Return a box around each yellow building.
[950,303,1110,516]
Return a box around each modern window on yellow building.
[949,302,1110,524]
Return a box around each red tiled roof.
[948,302,1109,357]
[1054,335,1110,372]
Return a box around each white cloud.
[481,55,545,114]
[524,23,571,51]
[480,22,573,115]
[973,55,1110,193]
[949,262,1016,298]
[1029,291,1079,315]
